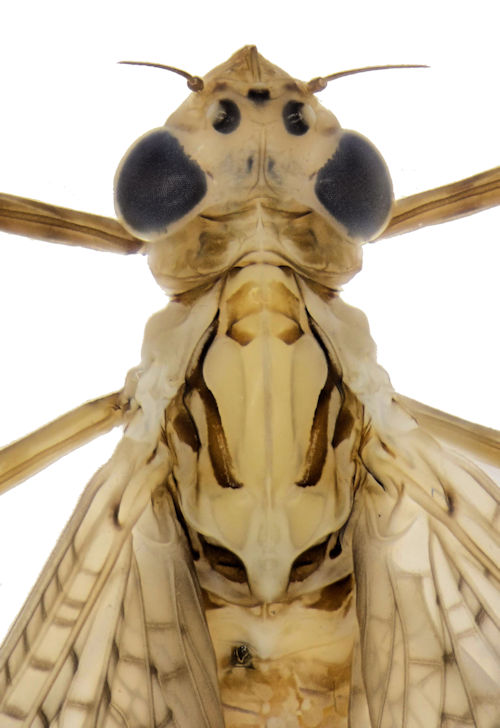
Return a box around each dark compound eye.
[115,129,207,236]
[210,99,241,134]
[314,131,393,240]
[283,100,310,136]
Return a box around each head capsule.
[115,46,395,294]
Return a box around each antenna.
[119,61,204,92]
[307,64,428,93]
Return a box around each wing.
[300,283,500,728]
[0,439,223,727]
[0,290,225,727]
[395,394,500,473]
[353,415,499,728]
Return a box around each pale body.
[0,47,498,728]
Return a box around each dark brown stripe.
[199,535,247,583]
[172,409,200,452]
[186,327,242,489]
[332,406,355,447]
[296,323,342,487]
[289,535,331,581]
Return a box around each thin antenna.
[119,61,204,92]
[307,64,428,93]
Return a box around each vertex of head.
[200,45,310,100]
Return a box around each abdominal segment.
[204,578,356,728]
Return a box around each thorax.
[164,263,364,724]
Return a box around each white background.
[0,0,498,641]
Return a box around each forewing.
[299,284,500,727]
[354,421,500,728]
[0,437,223,728]
[395,394,500,473]
[0,290,224,727]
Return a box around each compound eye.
[282,100,315,135]
[208,99,241,134]
[115,128,207,237]
[314,131,393,241]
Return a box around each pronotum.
[0,46,498,728]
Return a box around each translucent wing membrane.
[0,291,225,727]
[301,286,500,727]
[0,444,223,727]
[356,431,500,727]
[396,395,500,470]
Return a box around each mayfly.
[0,46,499,727]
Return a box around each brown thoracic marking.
[226,280,303,346]
[199,535,247,583]
[332,407,355,448]
[226,281,300,329]
[172,409,201,452]
[296,325,342,488]
[289,535,331,582]
[308,574,353,611]
[185,329,242,489]
[295,358,336,488]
